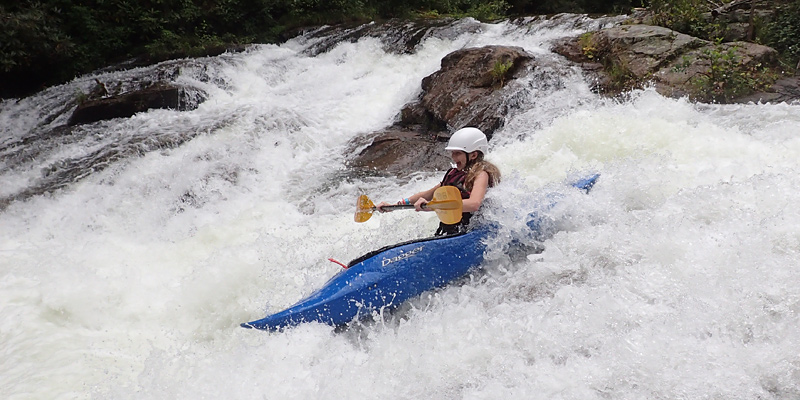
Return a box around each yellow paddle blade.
[354,186,462,224]
[354,194,375,223]
[423,199,461,210]
[429,186,463,225]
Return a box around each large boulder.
[347,45,535,175]
[68,82,198,126]
[403,45,534,136]
[596,25,705,78]
[553,24,783,101]
[346,128,454,173]
[553,25,704,95]
[733,76,800,104]
[656,40,778,98]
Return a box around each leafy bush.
[675,41,777,102]
[0,4,75,94]
[647,0,799,73]
[490,60,514,86]
[1,0,288,97]
[647,0,713,39]
[579,32,599,59]
[0,0,641,98]
[465,1,510,21]
[760,0,800,70]
[510,0,634,14]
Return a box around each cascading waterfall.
[1,15,799,400]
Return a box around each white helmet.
[445,127,488,155]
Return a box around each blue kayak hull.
[241,174,599,331]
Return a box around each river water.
[2,15,799,399]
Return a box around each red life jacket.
[436,168,472,236]
[440,167,470,199]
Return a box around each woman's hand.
[414,198,430,212]
[375,201,393,212]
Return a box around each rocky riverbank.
[348,14,798,175]
[552,23,798,103]
[7,14,797,192]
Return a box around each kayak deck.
[241,174,600,331]
[241,227,489,330]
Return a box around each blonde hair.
[464,153,501,191]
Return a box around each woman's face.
[450,150,474,170]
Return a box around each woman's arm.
[461,171,489,213]
[377,171,489,213]
[376,183,440,212]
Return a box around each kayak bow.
[241,174,599,331]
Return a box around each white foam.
[2,16,800,400]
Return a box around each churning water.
[2,15,799,399]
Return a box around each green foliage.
[394,0,509,21]
[286,0,375,25]
[513,0,634,14]
[417,9,442,19]
[1,0,288,97]
[0,3,80,97]
[579,32,599,59]
[605,58,636,90]
[0,0,642,98]
[675,42,776,102]
[647,0,713,39]
[646,0,743,42]
[490,59,514,87]
[760,0,800,70]
[74,89,88,104]
[465,1,510,21]
[577,32,635,91]
[0,4,74,75]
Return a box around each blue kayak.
[241,174,599,331]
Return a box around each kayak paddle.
[355,186,463,224]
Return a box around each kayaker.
[376,127,501,236]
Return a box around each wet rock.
[347,45,536,176]
[733,76,800,104]
[67,82,197,126]
[346,128,452,174]
[553,25,705,95]
[299,18,483,56]
[655,40,778,98]
[406,45,534,137]
[553,24,786,102]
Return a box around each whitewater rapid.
[2,16,799,399]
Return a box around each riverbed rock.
[553,24,785,102]
[346,128,453,174]
[402,45,534,136]
[299,18,482,56]
[732,76,800,103]
[347,45,535,175]
[67,82,196,126]
[656,40,778,98]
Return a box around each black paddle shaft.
[379,204,425,211]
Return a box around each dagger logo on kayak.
[382,246,424,267]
